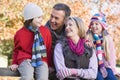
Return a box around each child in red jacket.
[9,3,52,80]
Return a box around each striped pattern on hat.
[89,13,107,30]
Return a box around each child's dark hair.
[24,19,33,28]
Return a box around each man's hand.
[49,67,55,74]
[85,40,93,47]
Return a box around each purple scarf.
[68,38,85,56]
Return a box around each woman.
[86,13,117,80]
[9,3,52,80]
[54,17,98,80]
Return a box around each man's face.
[50,9,65,31]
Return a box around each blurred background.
[0,0,120,69]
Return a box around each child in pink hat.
[86,12,119,80]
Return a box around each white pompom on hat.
[23,3,43,21]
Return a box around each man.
[45,3,71,80]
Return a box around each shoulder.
[55,43,62,48]
[16,27,29,35]
[106,35,113,39]
[14,27,32,39]
[39,25,50,32]
[57,36,67,45]
[104,35,113,42]
[54,43,63,53]
[84,44,93,57]
[39,26,51,40]
[45,20,50,28]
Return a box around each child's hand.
[100,67,108,78]
[9,64,18,71]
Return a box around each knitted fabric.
[67,38,85,56]
[23,3,43,21]
[93,34,105,68]
[28,26,47,67]
[89,13,107,30]
[93,33,108,78]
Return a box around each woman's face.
[90,21,103,35]
[65,19,78,37]
[31,16,42,28]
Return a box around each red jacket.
[12,26,52,67]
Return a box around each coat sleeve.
[54,43,66,71]
[12,33,20,65]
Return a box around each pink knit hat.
[89,13,107,30]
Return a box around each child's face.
[65,19,78,37]
[31,16,42,28]
[90,21,103,35]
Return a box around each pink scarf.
[68,38,85,56]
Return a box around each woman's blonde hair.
[67,17,86,38]
[86,30,110,61]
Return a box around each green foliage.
[0,39,13,65]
